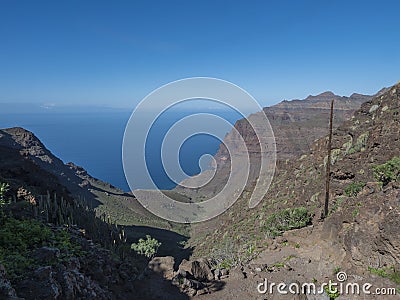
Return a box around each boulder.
[178,258,214,281]
[229,267,246,280]
[32,247,60,263]
[214,268,221,280]
[0,264,20,299]
[17,266,61,300]
[220,268,229,276]
[148,256,175,279]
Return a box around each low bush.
[372,157,400,186]
[368,266,400,285]
[263,207,311,237]
[0,217,83,281]
[131,235,161,259]
[344,182,366,197]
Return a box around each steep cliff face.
[0,128,72,202]
[215,91,373,163]
[175,90,375,199]
[0,127,180,230]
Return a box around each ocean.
[0,108,242,191]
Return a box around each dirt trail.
[194,224,398,300]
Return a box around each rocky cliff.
[221,91,375,162]
[175,90,377,199]
[186,83,400,298]
[0,127,185,231]
[0,127,190,299]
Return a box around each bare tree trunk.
[324,100,334,218]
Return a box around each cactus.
[0,182,10,206]
[25,191,129,259]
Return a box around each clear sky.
[1,0,399,108]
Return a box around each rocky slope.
[0,127,188,234]
[232,91,375,161]
[0,221,144,300]
[0,127,191,299]
[183,83,400,298]
[0,160,144,298]
[175,90,377,199]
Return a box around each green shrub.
[368,266,400,284]
[0,217,83,281]
[0,218,53,252]
[273,262,285,268]
[372,157,400,185]
[347,132,369,154]
[0,218,51,280]
[51,229,86,258]
[217,258,235,270]
[131,235,161,258]
[325,282,340,299]
[346,132,369,154]
[263,207,311,237]
[344,182,366,197]
[330,196,346,214]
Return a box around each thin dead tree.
[324,100,334,218]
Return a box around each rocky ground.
[0,221,143,299]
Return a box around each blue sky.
[0,0,399,108]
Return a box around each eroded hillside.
[187,83,400,297]
[175,90,376,199]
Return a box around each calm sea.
[0,108,241,191]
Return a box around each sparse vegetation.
[372,157,400,186]
[272,262,285,268]
[246,242,256,255]
[330,196,346,214]
[347,132,369,154]
[325,282,340,299]
[131,235,161,259]
[177,240,187,248]
[0,217,83,281]
[344,182,366,197]
[368,266,400,284]
[208,237,258,270]
[216,258,235,270]
[263,207,311,237]
[284,255,296,261]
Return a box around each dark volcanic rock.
[0,264,20,299]
[32,247,60,264]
